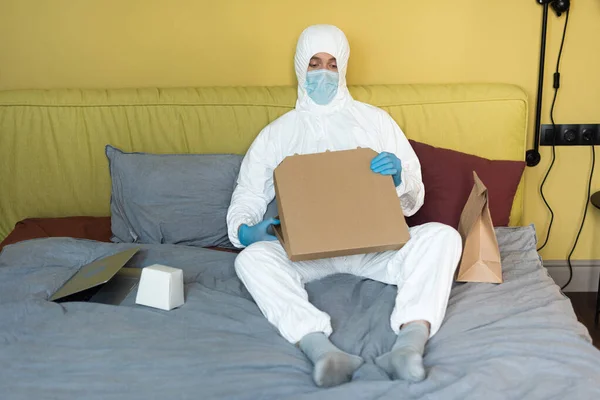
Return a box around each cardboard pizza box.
[273,148,410,262]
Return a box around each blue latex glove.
[370,152,402,187]
[238,218,280,247]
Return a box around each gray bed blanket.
[0,225,599,400]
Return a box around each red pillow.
[0,216,242,254]
[0,217,113,251]
[406,140,525,229]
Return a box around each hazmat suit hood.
[294,25,353,114]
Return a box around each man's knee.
[434,223,462,249]
[415,222,462,248]
[234,241,282,274]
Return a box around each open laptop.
[50,248,141,305]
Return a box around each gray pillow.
[106,145,243,248]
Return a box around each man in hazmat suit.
[226,24,462,388]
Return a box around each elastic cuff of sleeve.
[228,216,257,249]
[395,170,407,196]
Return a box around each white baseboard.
[543,260,600,292]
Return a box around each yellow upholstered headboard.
[0,83,527,241]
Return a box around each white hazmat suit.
[226,25,462,346]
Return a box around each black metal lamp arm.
[526,0,570,167]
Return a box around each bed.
[1,84,599,399]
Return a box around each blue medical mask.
[305,69,339,105]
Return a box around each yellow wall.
[1,0,599,260]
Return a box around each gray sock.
[375,322,429,382]
[299,332,364,388]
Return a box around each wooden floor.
[565,292,599,349]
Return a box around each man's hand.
[238,218,280,247]
[370,152,402,187]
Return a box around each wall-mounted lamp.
[525,0,571,167]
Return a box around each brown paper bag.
[456,171,503,283]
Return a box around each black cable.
[563,145,596,291]
[536,96,556,252]
[537,9,570,252]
